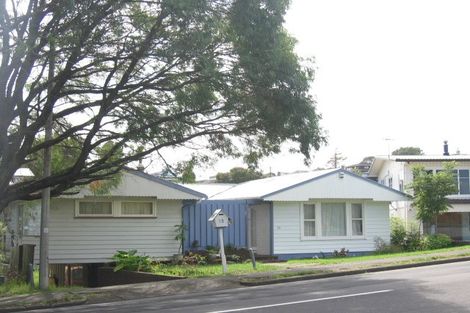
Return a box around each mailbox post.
[208,209,230,273]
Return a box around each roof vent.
[338,172,344,179]
[443,141,449,156]
[137,159,145,171]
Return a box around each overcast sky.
[198,0,470,178]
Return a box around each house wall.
[182,200,248,251]
[272,200,390,258]
[23,197,182,265]
[264,171,406,202]
[377,160,470,221]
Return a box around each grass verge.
[152,262,279,277]
[0,271,82,297]
[286,245,470,265]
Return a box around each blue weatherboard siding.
[183,200,249,251]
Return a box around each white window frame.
[75,199,157,218]
[300,201,366,240]
[300,202,318,239]
[115,200,157,217]
[351,203,364,237]
[75,199,114,217]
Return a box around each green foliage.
[392,147,424,155]
[216,167,263,183]
[390,217,407,246]
[112,250,152,272]
[390,217,454,252]
[409,162,458,224]
[174,224,188,254]
[1,0,326,210]
[390,217,422,251]
[421,234,453,250]
[27,137,83,177]
[181,252,208,266]
[374,236,403,254]
[175,158,197,184]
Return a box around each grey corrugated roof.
[182,183,235,198]
[376,155,470,162]
[123,168,207,198]
[210,169,338,200]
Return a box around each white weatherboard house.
[211,168,408,259]
[3,168,205,269]
[368,142,470,240]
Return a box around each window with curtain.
[121,201,154,216]
[321,203,346,236]
[351,203,363,236]
[76,199,156,217]
[78,201,113,216]
[303,204,316,237]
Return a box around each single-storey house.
[210,168,409,259]
[2,168,205,284]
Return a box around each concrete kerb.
[239,256,470,286]
[0,294,87,313]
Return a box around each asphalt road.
[25,261,470,313]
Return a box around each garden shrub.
[181,252,208,265]
[112,250,152,272]
[390,217,422,251]
[224,245,250,262]
[390,217,407,246]
[374,236,402,254]
[333,248,349,257]
[421,234,452,250]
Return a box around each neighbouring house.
[1,168,35,261]
[209,168,408,260]
[368,141,470,241]
[2,168,205,285]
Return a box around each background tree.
[327,150,346,168]
[175,159,197,184]
[0,0,326,211]
[409,162,458,232]
[392,147,424,155]
[216,167,263,184]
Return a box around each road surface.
[24,261,470,312]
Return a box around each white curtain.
[79,202,112,215]
[121,202,153,215]
[321,203,346,236]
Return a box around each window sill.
[301,236,366,241]
[74,215,157,218]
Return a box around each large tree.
[0,0,325,210]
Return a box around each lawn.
[0,271,81,297]
[286,245,470,265]
[152,262,279,277]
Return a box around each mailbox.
[208,209,230,228]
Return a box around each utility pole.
[39,41,54,290]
